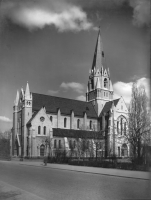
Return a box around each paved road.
[0,161,150,200]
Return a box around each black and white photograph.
[0,0,150,199]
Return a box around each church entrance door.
[40,144,45,157]
[121,144,128,157]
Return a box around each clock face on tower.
[40,117,45,122]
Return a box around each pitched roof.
[101,99,120,114]
[53,128,104,139]
[114,98,120,106]
[32,93,97,118]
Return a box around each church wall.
[47,113,58,128]
[27,108,52,157]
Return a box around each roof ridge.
[32,92,87,103]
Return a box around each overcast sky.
[0,0,150,132]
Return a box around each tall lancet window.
[44,126,46,135]
[104,78,108,88]
[121,118,123,135]
[77,119,80,129]
[102,51,104,57]
[64,118,67,128]
[117,121,119,133]
[38,126,41,134]
[91,79,94,90]
[90,120,92,130]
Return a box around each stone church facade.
[12,29,129,158]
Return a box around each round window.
[40,117,45,122]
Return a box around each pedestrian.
[44,156,47,166]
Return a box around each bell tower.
[22,82,32,156]
[86,28,114,116]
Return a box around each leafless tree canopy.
[126,82,150,161]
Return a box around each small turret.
[14,90,19,106]
[107,68,110,78]
[95,78,101,89]
[110,80,113,92]
[25,82,31,100]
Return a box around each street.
[0,161,150,200]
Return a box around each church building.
[12,29,129,158]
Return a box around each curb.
[19,162,150,181]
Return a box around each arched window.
[118,147,120,157]
[64,118,67,128]
[104,78,108,88]
[38,126,41,134]
[44,126,46,135]
[91,79,94,89]
[54,139,57,148]
[59,140,61,149]
[124,122,126,135]
[117,121,119,133]
[50,116,53,122]
[77,119,80,129]
[121,143,128,157]
[90,120,92,130]
[120,118,123,135]
[40,144,45,157]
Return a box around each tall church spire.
[92,28,104,71]
[86,27,113,116]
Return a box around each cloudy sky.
[0,0,150,131]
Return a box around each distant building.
[12,28,129,158]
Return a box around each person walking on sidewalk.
[44,156,47,166]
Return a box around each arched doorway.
[40,144,45,157]
[121,144,128,157]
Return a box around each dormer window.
[104,78,108,88]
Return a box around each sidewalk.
[0,180,46,200]
[6,159,150,180]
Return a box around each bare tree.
[81,135,89,159]
[69,139,75,158]
[0,130,11,139]
[75,137,83,161]
[126,82,150,163]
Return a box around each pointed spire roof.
[21,87,24,100]
[92,27,104,71]
[25,81,30,99]
[107,68,110,77]
[14,90,19,106]
[95,78,101,89]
